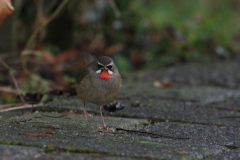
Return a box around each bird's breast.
[77,73,121,106]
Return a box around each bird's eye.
[107,65,112,69]
[97,64,103,69]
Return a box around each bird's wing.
[78,67,90,84]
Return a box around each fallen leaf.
[0,0,14,24]
[104,44,122,55]
[131,101,141,107]
[130,49,144,69]
[19,133,47,137]
[117,96,130,100]
[32,124,61,129]
[174,150,188,154]
[0,120,11,123]
[163,80,172,87]
[225,101,233,105]
[53,49,82,72]
[3,154,11,157]
[151,34,161,43]
[42,129,55,134]
[153,80,162,88]
[64,110,77,114]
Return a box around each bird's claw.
[81,111,93,117]
[98,124,113,131]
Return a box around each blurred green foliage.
[16,0,240,72]
[68,0,239,71]
[126,0,240,68]
[1,0,240,89]
[0,94,16,104]
[131,0,240,45]
[1,0,240,103]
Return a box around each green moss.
[64,147,75,152]
[108,153,117,156]
[0,141,30,147]
[64,117,72,119]
[140,141,173,146]
[44,145,56,152]
[78,148,88,152]
[62,134,73,137]
[1,141,12,145]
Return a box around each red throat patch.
[99,70,111,80]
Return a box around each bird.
[77,53,122,130]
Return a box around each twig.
[106,0,121,18]
[19,133,47,137]
[41,113,67,118]
[98,130,125,134]
[45,0,58,15]
[0,87,25,95]
[0,58,25,103]
[0,120,11,123]
[0,103,26,109]
[13,118,32,124]
[32,124,61,129]
[116,128,190,139]
[0,104,42,112]
[24,0,69,50]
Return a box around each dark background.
[0,0,240,104]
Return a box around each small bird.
[77,53,122,130]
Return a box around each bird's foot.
[81,110,93,117]
[23,105,34,115]
[24,108,34,115]
[98,124,113,131]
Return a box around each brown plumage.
[77,53,122,130]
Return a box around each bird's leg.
[24,104,33,115]
[98,106,113,131]
[30,104,34,113]
[81,101,93,117]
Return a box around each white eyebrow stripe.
[107,61,113,66]
[98,62,103,66]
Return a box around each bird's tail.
[80,53,97,67]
